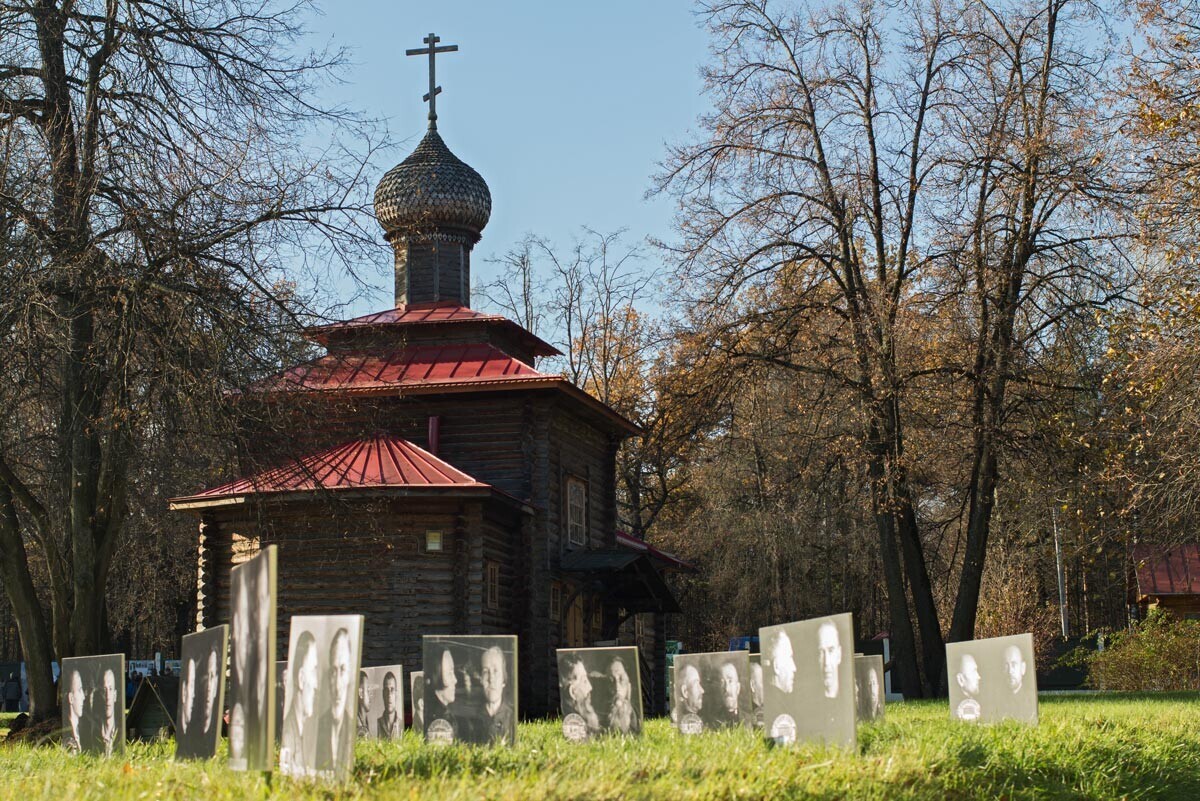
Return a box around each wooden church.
[170,44,686,716]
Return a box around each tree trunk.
[0,488,57,721]
[866,421,923,698]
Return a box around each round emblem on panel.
[426,718,454,744]
[562,713,589,742]
[770,714,796,745]
[679,713,703,735]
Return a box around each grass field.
[0,694,1197,800]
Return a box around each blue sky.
[307,2,713,315]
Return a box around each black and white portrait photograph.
[749,654,764,729]
[358,665,404,740]
[422,635,517,746]
[854,654,885,723]
[410,671,424,735]
[280,614,365,782]
[175,626,228,760]
[759,613,856,749]
[61,653,125,757]
[227,545,277,771]
[947,633,1038,725]
[671,651,750,735]
[556,646,643,741]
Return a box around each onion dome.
[374,127,492,241]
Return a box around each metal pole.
[1053,506,1069,638]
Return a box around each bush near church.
[1083,609,1200,691]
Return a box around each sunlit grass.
[0,694,1197,800]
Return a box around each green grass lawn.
[0,694,1197,800]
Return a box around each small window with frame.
[550,582,563,622]
[485,560,500,610]
[422,530,444,554]
[566,476,587,548]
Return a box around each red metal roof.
[616,530,697,572]
[306,302,560,357]
[255,342,547,393]
[1132,544,1200,598]
[170,434,488,506]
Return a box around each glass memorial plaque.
[279,614,365,782]
[853,654,885,723]
[759,613,856,749]
[228,545,277,771]
[61,653,125,757]
[358,665,404,740]
[672,650,751,734]
[947,632,1038,725]
[175,626,228,760]
[556,646,643,740]
[422,635,518,746]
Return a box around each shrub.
[1085,609,1200,691]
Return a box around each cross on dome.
[405,32,458,129]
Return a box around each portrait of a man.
[63,670,84,754]
[179,658,197,736]
[678,664,703,715]
[280,630,319,777]
[770,631,796,693]
[480,646,514,744]
[378,671,401,739]
[317,626,355,773]
[817,621,843,699]
[606,656,639,735]
[718,661,742,724]
[749,655,764,728]
[561,655,601,736]
[356,670,370,737]
[1004,645,1027,693]
[410,672,425,735]
[954,653,982,721]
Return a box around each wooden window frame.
[485,560,500,611]
[566,476,588,548]
[550,582,562,622]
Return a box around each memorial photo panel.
[947,633,1038,725]
[853,654,885,723]
[759,613,856,749]
[410,671,424,735]
[672,651,751,735]
[228,545,277,772]
[358,665,404,741]
[556,646,643,741]
[422,635,518,746]
[61,653,125,757]
[175,626,228,760]
[280,614,365,782]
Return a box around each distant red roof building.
[1132,543,1200,619]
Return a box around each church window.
[566,476,587,547]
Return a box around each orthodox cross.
[406,32,458,128]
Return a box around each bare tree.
[657,0,1127,695]
[0,0,381,720]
